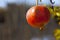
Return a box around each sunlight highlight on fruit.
[56,12,60,17]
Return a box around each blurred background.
[0,0,60,40]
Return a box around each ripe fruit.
[26,6,50,30]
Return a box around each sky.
[0,0,60,8]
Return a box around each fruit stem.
[52,6,54,11]
[36,0,38,6]
[36,0,42,6]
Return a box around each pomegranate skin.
[26,6,50,28]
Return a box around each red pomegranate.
[26,6,50,30]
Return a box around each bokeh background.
[0,0,60,40]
